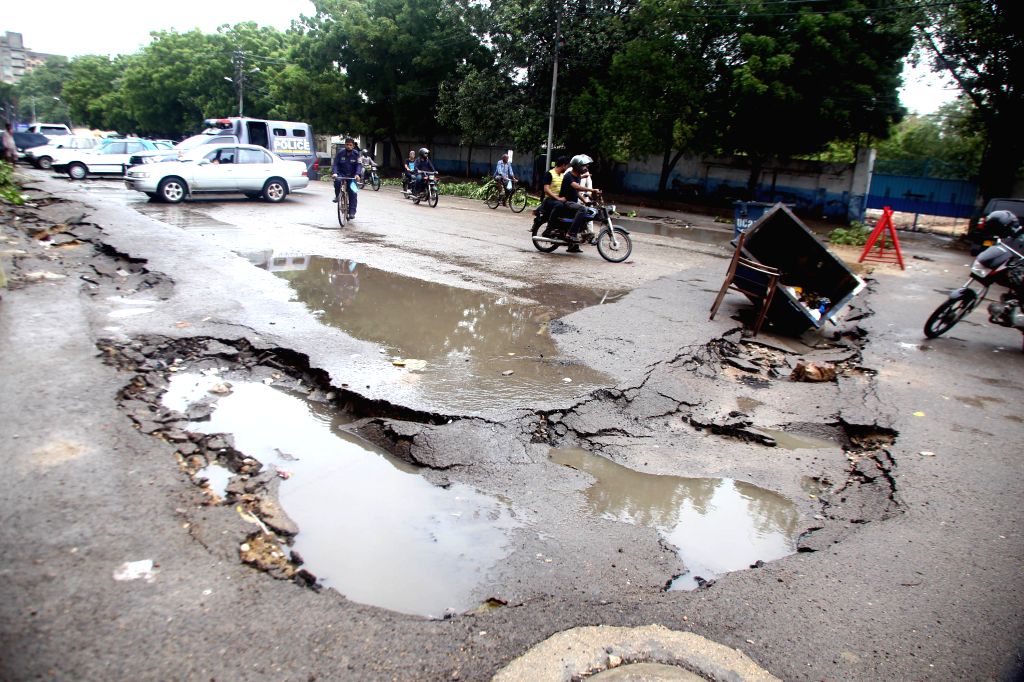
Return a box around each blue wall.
[866,174,977,218]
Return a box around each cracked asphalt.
[1,170,1022,681]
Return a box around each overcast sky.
[4,0,957,115]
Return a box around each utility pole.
[233,51,245,117]
[544,12,561,172]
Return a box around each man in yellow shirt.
[531,156,570,231]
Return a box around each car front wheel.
[68,162,88,180]
[158,177,187,204]
[262,178,287,203]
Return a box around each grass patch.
[0,163,25,206]
[828,222,871,246]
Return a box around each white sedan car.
[124,143,310,203]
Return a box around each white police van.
[181,118,318,177]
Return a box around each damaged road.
[1,172,1022,681]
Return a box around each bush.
[828,222,871,246]
[0,163,25,206]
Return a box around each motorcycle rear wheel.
[531,227,560,253]
[923,293,975,338]
[596,227,633,263]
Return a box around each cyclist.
[493,153,517,205]
[532,155,570,232]
[332,137,363,220]
[414,148,436,196]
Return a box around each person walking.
[332,137,363,220]
[2,122,17,165]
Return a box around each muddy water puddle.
[248,253,616,410]
[550,448,799,588]
[164,373,521,617]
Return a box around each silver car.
[124,143,310,203]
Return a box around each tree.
[874,98,984,177]
[63,55,135,132]
[916,0,1023,201]
[14,58,70,124]
[297,0,487,165]
[437,64,511,175]
[720,0,914,192]
[569,0,731,193]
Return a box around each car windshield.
[175,133,236,151]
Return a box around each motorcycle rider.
[332,137,363,220]
[986,210,1024,302]
[402,150,417,193]
[532,156,570,232]
[557,154,602,252]
[414,148,436,196]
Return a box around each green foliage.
[914,0,1022,197]
[827,222,871,246]
[0,162,25,205]
[14,58,71,123]
[874,99,984,178]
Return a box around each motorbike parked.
[402,171,439,207]
[531,196,633,263]
[924,224,1024,348]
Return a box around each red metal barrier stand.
[858,206,905,270]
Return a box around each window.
[273,128,287,136]
[238,148,271,164]
[125,142,143,153]
[291,129,306,137]
[103,142,127,155]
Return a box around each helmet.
[570,154,593,169]
[418,147,430,158]
[985,209,1021,235]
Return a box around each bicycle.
[334,176,356,227]
[484,178,528,213]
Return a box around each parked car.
[12,132,50,161]
[25,135,101,170]
[51,138,173,179]
[123,143,309,203]
[968,197,1024,254]
[28,123,72,139]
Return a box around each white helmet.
[570,154,593,169]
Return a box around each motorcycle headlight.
[607,204,616,214]
[971,262,992,278]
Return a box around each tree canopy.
[915,0,1023,200]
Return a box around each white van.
[28,123,72,139]
[179,118,318,177]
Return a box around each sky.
[4,0,959,115]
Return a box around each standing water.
[550,448,799,587]
[164,373,521,617]
[252,254,615,411]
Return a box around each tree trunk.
[466,142,474,178]
[976,111,1022,203]
[658,148,686,196]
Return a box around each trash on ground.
[113,559,159,583]
[790,361,837,382]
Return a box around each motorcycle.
[402,171,439,207]
[357,154,382,191]
[530,196,633,263]
[924,229,1024,348]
